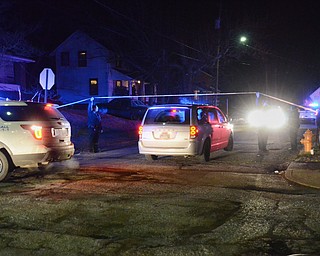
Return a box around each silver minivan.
[138,104,233,161]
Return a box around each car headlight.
[247,108,287,129]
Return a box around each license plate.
[52,128,68,137]
[160,132,170,139]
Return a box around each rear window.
[144,107,190,124]
[0,103,65,121]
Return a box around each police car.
[0,101,75,181]
[299,109,316,124]
[138,104,233,161]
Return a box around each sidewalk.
[285,152,320,189]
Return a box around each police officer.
[88,97,102,153]
[316,109,320,147]
[288,106,300,150]
[257,103,269,155]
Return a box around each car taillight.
[190,125,199,139]
[138,125,143,139]
[21,125,43,140]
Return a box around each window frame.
[78,51,87,67]
[89,78,98,95]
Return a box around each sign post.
[39,68,55,103]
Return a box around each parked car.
[0,101,75,181]
[299,109,316,124]
[106,98,148,120]
[138,104,233,161]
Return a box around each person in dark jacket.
[88,97,102,153]
[257,103,269,155]
[288,106,300,150]
[316,109,320,147]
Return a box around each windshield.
[144,107,190,124]
[0,103,65,121]
[132,100,146,106]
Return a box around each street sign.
[39,68,55,90]
[39,68,55,103]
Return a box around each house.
[51,31,144,104]
[0,54,35,100]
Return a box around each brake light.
[21,125,43,140]
[190,125,199,139]
[138,125,143,139]
[44,104,54,111]
[32,125,43,139]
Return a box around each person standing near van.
[88,97,102,153]
[288,106,300,150]
[316,109,320,147]
[257,103,269,155]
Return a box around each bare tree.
[0,0,42,58]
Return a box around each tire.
[0,151,13,182]
[145,154,158,161]
[202,139,211,162]
[224,133,234,151]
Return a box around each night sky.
[5,0,320,103]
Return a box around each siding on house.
[52,31,138,104]
[0,54,34,100]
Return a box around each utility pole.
[214,1,222,106]
[215,44,220,106]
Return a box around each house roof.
[110,68,133,80]
[50,30,109,56]
[0,54,35,63]
[0,83,21,91]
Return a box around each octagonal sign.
[39,68,55,90]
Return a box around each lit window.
[116,80,122,87]
[78,51,87,67]
[89,78,98,95]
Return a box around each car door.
[207,109,221,150]
[216,109,230,144]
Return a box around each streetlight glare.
[240,36,247,43]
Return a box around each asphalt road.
[0,124,319,256]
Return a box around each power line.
[92,0,206,55]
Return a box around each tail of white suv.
[138,104,233,161]
[0,101,75,181]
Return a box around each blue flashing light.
[179,97,194,104]
[309,102,319,108]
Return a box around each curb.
[285,162,320,189]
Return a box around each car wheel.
[0,151,13,182]
[202,139,211,162]
[224,133,234,151]
[145,154,158,161]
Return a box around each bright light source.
[190,125,199,139]
[247,107,287,129]
[240,36,247,43]
[309,102,319,108]
[31,125,43,140]
[226,123,234,131]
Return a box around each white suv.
[138,104,233,161]
[0,101,75,181]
